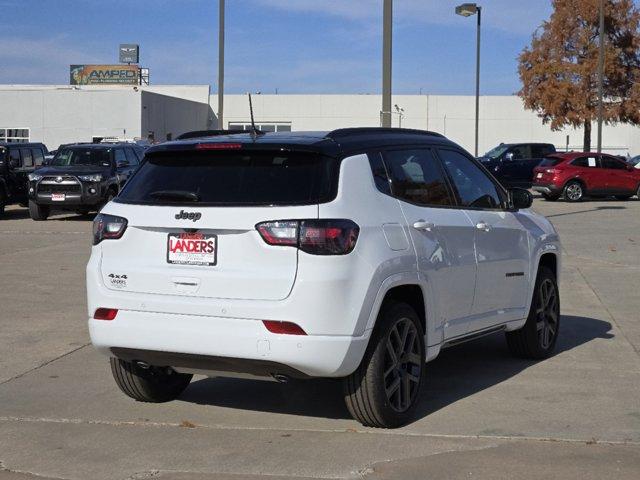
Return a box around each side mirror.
[504,152,514,162]
[509,188,533,210]
[627,165,634,172]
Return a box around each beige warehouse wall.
[0,85,211,149]
[0,87,141,149]
[140,91,211,142]
[212,94,640,157]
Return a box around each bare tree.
[519,0,640,151]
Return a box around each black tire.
[343,302,425,428]
[542,193,560,201]
[0,191,5,217]
[110,357,192,403]
[506,266,560,359]
[563,180,584,202]
[98,190,116,212]
[28,200,50,221]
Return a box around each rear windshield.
[52,148,112,167]
[117,150,338,206]
[539,156,563,167]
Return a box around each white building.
[1,84,639,156]
[0,85,213,149]
[218,94,640,157]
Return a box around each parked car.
[478,142,556,188]
[87,128,561,428]
[27,143,144,220]
[532,152,640,201]
[0,142,48,217]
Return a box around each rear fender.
[363,272,432,340]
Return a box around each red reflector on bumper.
[94,308,118,321]
[262,320,307,335]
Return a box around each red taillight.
[94,308,118,321]
[255,219,360,255]
[255,221,299,246]
[93,214,127,245]
[263,320,307,335]
[299,220,359,255]
[196,143,242,150]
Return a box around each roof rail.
[176,129,247,140]
[326,127,445,139]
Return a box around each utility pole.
[596,0,605,153]
[381,0,392,128]
[455,3,482,156]
[218,0,225,129]
[474,6,481,157]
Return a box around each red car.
[532,152,640,202]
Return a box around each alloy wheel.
[565,183,582,201]
[383,318,422,412]
[536,278,559,349]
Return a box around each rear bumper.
[532,183,561,195]
[89,311,369,378]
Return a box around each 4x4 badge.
[175,210,202,222]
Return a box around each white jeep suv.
[87,128,561,428]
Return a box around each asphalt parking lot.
[1,197,639,480]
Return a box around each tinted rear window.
[117,150,338,206]
[539,156,563,167]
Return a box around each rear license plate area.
[167,232,217,266]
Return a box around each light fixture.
[455,3,479,17]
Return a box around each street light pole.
[474,7,481,157]
[218,0,225,130]
[455,3,482,156]
[597,0,605,154]
[382,0,393,128]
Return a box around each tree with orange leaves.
[518,0,640,151]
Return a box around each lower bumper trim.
[111,347,311,379]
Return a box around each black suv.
[27,143,143,220]
[478,143,556,188]
[0,142,49,217]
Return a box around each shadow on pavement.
[179,315,613,422]
[415,315,612,418]
[0,208,31,220]
[546,205,626,218]
[0,208,95,222]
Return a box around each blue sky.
[0,0,558,94]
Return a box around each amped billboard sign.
[70,65,140,85]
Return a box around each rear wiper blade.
[149,190,200,202]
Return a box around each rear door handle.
[476,221,491,232]
[413,220,435,232]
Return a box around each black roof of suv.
[148,128,457,158]
[0,142,49,152]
